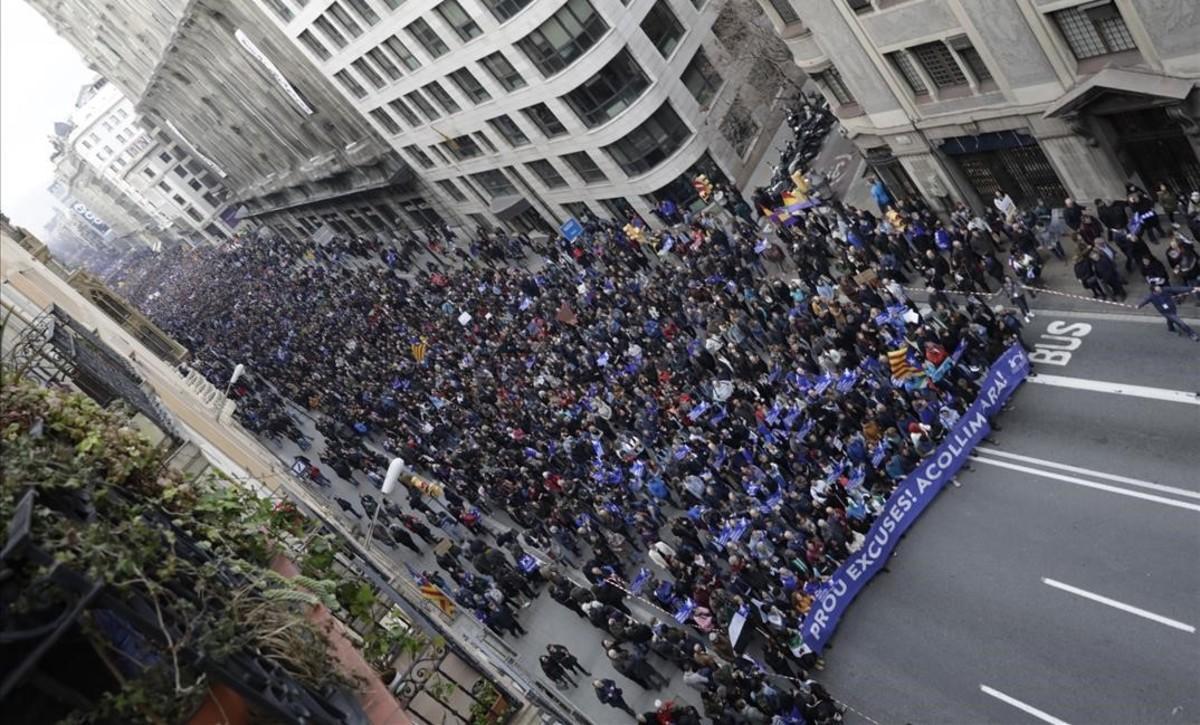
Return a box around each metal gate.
[1109,108,1200,195]
[952,144,1068,209]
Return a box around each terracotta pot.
[187,683,250,725]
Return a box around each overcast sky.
[1,1,95,232]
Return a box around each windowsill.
[778,22,810,41]
[834,101,865,119]
[934,83,975,101]
[1074,49,1144,76]
[975,79,999,94]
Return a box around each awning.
[1043,67,1195,118]
[490,195,531,221]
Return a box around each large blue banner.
[801,344,1030,652]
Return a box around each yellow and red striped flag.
[887,345,919,380]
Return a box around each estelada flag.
[410,337,429,364]
[555,301,578,325]
[887,345,919,380]
[418,582,456,617]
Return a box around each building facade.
[57,77,238,246]
[30,0,456,240]
[760,0,1200,211]
[260,0,799,232]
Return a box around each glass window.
[298,30,331,61]
[887,51,928,95]
[313,15,348,49]
[407,18,449,58]
[516,0,609,77]
[766,0,799,25]
[383,36,422,70]
[486,115,530,147]
[910,41,967,89]
[521,102,567,137]
[681,47,723,105]
[429,144,450,164]
[334,69,367,98]
[369,108,401,134]
[479,51,527,91]
[423,80,461,113]
[436,0,483,41]
[405,89,440,120]
[813,65,854,104]
[562,201,593,219]
[388,97,421,125]
[640,0,684,57]
[367,47,402,80]
[479,0,532,22]
[845,0,871,12]
[561,150,608,183]
[404,144,435,168]
[470,169,518,198]
[952,41,992,83]
[266,0,293,21]
[436,179,468,202]
[187,207,204,222]
[603,102,691,176]
[598,196,635,220]
[445,134,484,160]
[1051,2,1136,60]
[173,165,188,178]
[328,2,363,37]
[382,0,406,8]
[474,130,498,153]
[352,58,386,89]
[344,0,379,24]
[525,159,569,188]
[159,151,172,163]
[563,49,649,128]
[448,68,492,104]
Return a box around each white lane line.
[1024,374,1200,405]
[1041,578,1196,634]
[971,457,1200,513]
[980,685,1072,725]
[976,448,1200,500]
[1024,308,1200,325]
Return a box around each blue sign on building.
[561,217,583,242]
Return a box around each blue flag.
[673,597,696,624]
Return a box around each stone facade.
[261,0,801,233]
[760,0,1200,212]
[30,0,455,238]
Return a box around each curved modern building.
[262,0,798,233]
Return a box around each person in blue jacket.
[1136,284,1200,340]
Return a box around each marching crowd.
[100,171,1141,723]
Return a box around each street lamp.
[366,458,406,545]
[222,363,245,400]
[217,363,246,420]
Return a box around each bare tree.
[711,0,807,99]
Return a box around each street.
[819,309,1200,724]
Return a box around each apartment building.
[60,78,236,246]
[261,0,797,233]
[31,0,440,240]
[760,0,1200,211]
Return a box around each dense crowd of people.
[96,165,1198,723]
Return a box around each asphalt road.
[819,309,1200,725]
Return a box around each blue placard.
[800,344,1030,653]
[561,217,584,242]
